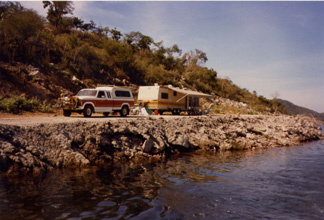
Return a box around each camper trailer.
[137,85,211,115]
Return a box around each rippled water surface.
[1,140,324,220]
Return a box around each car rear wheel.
[120,106,129,117]
[63,110,71,117]
[103,112,109,117]
[83,105,93,117]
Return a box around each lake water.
[1,140,324,220]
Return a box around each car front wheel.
[83,105,93,117]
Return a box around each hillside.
[278,99,324,121]
[0,1,283,114]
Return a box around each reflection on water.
[1,140,324,219]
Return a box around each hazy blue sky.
[21,1,324,112]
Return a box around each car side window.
[115,90,131,97]
[97,91,106,98]
[106,91,111,99]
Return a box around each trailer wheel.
[120,106,129,117]
[172,109,181,115]
[63,110,71,117]
[83,105,93,117]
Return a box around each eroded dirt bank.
[0,115,323,177]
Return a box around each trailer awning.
[165,85,212,102]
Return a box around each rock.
[0,141,16,153]
[142,138,154,153]
[72,76,81,82]
[28,70,39,76]
[178,136,190,149]
[0,115,323,177]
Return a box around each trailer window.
[106,91,111,99]
[161,92,168,99]
[115,90,131,97]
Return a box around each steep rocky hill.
[0,2,283,115]
[0,62,81,101]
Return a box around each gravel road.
[0,114,208,126]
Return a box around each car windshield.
[76,90,97,96]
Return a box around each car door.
[104,91,114,112]
[95,91,109,112]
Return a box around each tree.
[271,91,280,100]
[43,1,74,31]
[0,1,24,19]
[271,91,280,114]
[61,16,84,30]
[183,65,217,93]
[81,19,96,31]
[183,49,208,66]
[94,25,109,38]
[0,7,48,64]
[144,64,180,86]
[109,28,122,41]
[124,31,153,51]
[166,44,182,56]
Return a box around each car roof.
[96,86,131,91]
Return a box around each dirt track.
[0,113,204,126]
[0,115,136,126]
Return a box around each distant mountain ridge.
[278,99,324,121]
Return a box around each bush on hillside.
[0,96,53,114]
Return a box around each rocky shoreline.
[0,115,323,177]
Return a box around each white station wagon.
[60,86,134,117]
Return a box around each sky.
[20,1,324,112]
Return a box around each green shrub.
[0,96,53,114]
[39,100,53,113]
